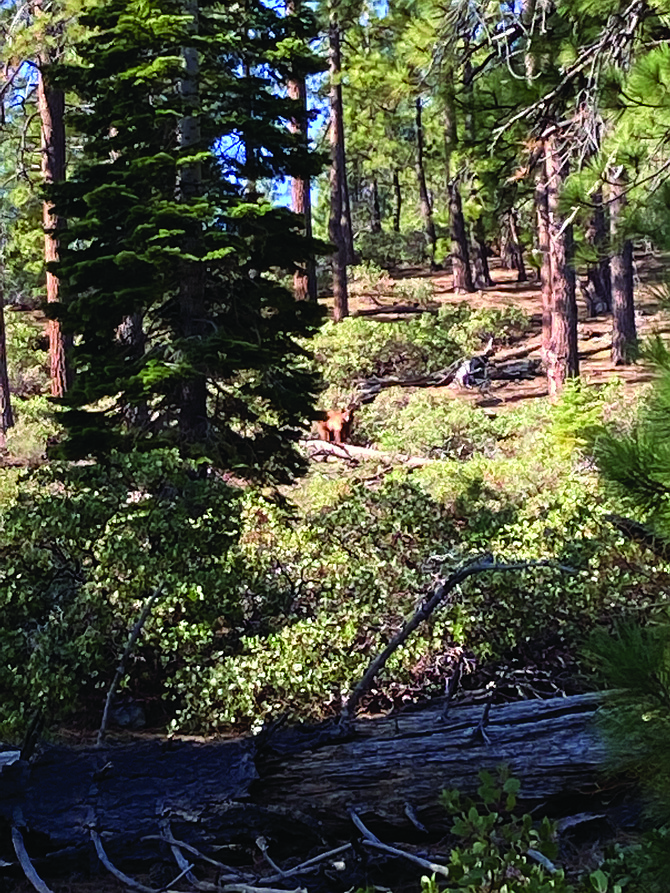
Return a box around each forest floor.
[332,254,668,407]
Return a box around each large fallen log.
[0,692,609,868]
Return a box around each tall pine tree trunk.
[444,90,473,292]
[286,0,316,302]
[545,138,578,397]
[536,165,552,364]
[34,0,71,398]
[415,97,437,266]
[449,180,474,293]
[585,188,611,314]
[328,13,348,321]
[0,273,14,448]
[177,0,207,440]
[392,169,401,233]
[609,167,637,365]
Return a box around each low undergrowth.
[0,307,662,743]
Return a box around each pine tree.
[49,0,323,477]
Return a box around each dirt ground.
[327,256,668,408]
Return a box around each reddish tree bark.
[286,0,317,302]
[35,0,71,397]
[535,170,552,365]
[545,138,578,397]
[609,167,637,365]
[328,16,348,321]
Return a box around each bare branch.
[340,557,575,723]
[349,809,450,878]
[97,582,165,746]
[11,819,54,893]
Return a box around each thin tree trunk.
[177,0,207,439]
[584,188,611,314]
[610,167,637,365]
[471,217,493,288]
[342,154,356,266]
[536,169,552,365]
[34,0,71,398]
[507,209,527,282]
[414,97,437,266]
[286,0,317,302]
[444,90,473,292]
[545,138,578,397]
[449,179,474,293]
[392,169,401,233]
[0,274,14,448]
[370,178,382,234]
[328,15,348,321]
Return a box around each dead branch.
[349,809,450,878]
[303,439,436,467]
[98,582,165,746]
[92,830,160,893]
[340,557,575,722]
[11,820,54,893]
[260,844,352,884]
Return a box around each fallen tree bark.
[0,692,608,868]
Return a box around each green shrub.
[356,391,516,459]
[6,395,58,463]
[311,303,531,400]
[5,310,49,397]
[0,451,244,739]
[434,767,574,892]
[355,229,428,267]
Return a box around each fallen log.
[0,692,609,868]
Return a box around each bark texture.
[584,188,611,314]
[328,16,349,320]
[449,180,474,293]
[609,168,637,365]
[545,139,578,397]
[35,0,71,397]
[286,1,317,302]
[177,0,207,440]
[0,693,608,860]
[536,169,552,363]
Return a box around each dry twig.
[11,820,54,893]
[349,809,450,878]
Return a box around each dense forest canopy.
[5,1,670,890]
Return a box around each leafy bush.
[311,303,530,398]
[356,390,517,459]
[6,396,58,463]
[434,767,574,891]
[0,451,245,738]
[355,228,429,267]
[5,310,49,397]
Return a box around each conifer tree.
[49,0,322,476]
